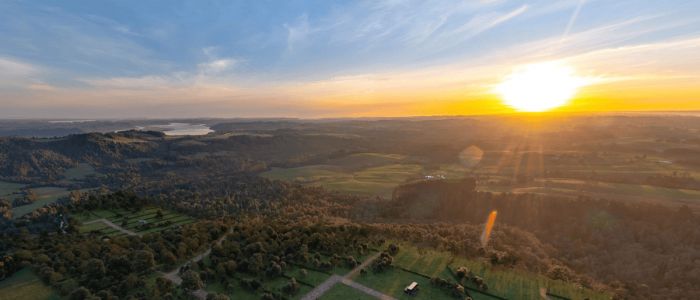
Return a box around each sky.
[1,0,699,118]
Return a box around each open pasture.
[0,268,59,300]
[62,163,96,180]
[12,187,71,219]
[352,266,480,300]
[261,152,424,197]
[389,242,609,300]
[319,282,372,300]
[0,181,24,200]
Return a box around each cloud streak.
[1,0,700,118]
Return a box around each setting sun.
[495,61,586,112]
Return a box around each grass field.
[319,282,372,300]
[0,181,25,200]
[261,152,424,197]
[285,265,331,286]
[196,243,608,300]
[205,281,260,300]
[480,177,700,208]
[12,187,71,219]
[204,275,312,300]
[62,163,96,180]
[352,266,462,300]
[76,206,196,236]
[388,243,610,300]
[0,268,59,300]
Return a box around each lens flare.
[480,210,498,248]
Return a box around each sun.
[495,61,585,112]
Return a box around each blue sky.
[1,0,699,118]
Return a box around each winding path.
[301,252,397,300]
[161,227,234,299]
[84,218,139,236]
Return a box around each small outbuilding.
[404,281,419,295]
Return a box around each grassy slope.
[319,282,378,300]
[62,163,96,180]
[0,268,59,300]
[0,181,24,199]
[390,243,610,300]
[12,187,70,219]
[261,152,423,197]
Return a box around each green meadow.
[0,268,59,300]
[12,187,71,219]
[386,242,610,300]
[62,163,96,180]
[261,152,425,197]
[319,282,371,300]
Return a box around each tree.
[69,287,92,300]
[181,270,204,291]
[455,266,471,279]
[162,250,177,266]
[345,255,358,268]
[133,250,155,271]
[216,263,227,278]
[154,277,174,297]
[387,244,399,255]
[266,262,282,278]
[223,260,237,275]
[283,277,300,295]
[371,252,393,272]
[206,293,230,300]
[24,189,37,203]
[240,278,261,291]
[69,190,82,205]
[84,258,106,277]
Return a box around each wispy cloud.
[2,0,700,117]
[0,56,48,89]
[284,14,312,53]
[198,59,237,75]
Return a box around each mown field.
[3,162,100,219]
[0,181,24,199]
[62,163,96,181]
[75,207,196,236]
[0,268,59,300]
[11,187,72,219]
[353,266,466,300]
[319,282,371,300]
[262,152,437,197]
[376,243,610,300]
[481,177,700,208]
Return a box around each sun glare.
[495,61,585,112]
